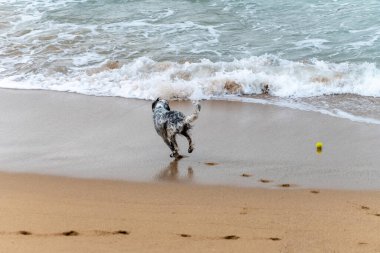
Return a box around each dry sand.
[0,89,380,252]
[0,172,380,253]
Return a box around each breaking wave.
[2,55,380,100]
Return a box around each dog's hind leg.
[182,130,194,153]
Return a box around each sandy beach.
[0,89,380,252]
[0,172,380,253]
[2,1,380,251]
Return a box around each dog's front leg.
[162,137,175,155]
[169,135,179,158]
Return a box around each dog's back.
[153,108,187,136]
[152,100,200,136]
[152,98,201,157]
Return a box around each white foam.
[294,39,330,50]
[2,55,380,99]
[1,55,380,124]
[156,8,174,20]
[222,96,380,125]
[349,26,379,34]
[348,35,379,50]
[72,52,105,67]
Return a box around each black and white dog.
[152,98,201,158]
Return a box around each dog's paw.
[188,146,194,153]
[170,152,180,158]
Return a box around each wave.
[2,55,380,99]
[1,55,380,124]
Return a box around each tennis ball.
[316,142,323,154]
[315,142,323,148]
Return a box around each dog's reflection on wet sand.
[156,158,193,182]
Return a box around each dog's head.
[152,98,171,112]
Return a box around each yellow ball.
[315,142,323,148]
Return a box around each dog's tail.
[185,101,201,124]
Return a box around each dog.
[152,98,201,158]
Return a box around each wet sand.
[1,88,380,252]
[1,172,380,253]
[0,88,379,189]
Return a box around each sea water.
[1,0,380,123]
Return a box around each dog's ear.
[152,98,160,112]
[163,101,170,111]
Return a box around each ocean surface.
[1,0,380,124]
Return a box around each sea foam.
[1,55,380,100]
[1,55,380,124]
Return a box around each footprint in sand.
[178,234,239,240]
[269,237,281,241]
[310,190,320,194]
[205,162,218,166]
[62,231,79,236]
[241,173,252,177]
[358,206,380,217]
[259,179,272,183]
[113,230,129,235]
[94,230,130,236]
[278,183,298,188]
[18,231,32,235]
[240,207,248,215]
[10,229,130,237]
[361,205,370,210]
[223,235,240,240]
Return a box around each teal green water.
[46,0,380,62]
[2,0,380,64]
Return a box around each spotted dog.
[152,98,201,158]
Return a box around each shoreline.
[0,88,380,190]
[1,171,380,253]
